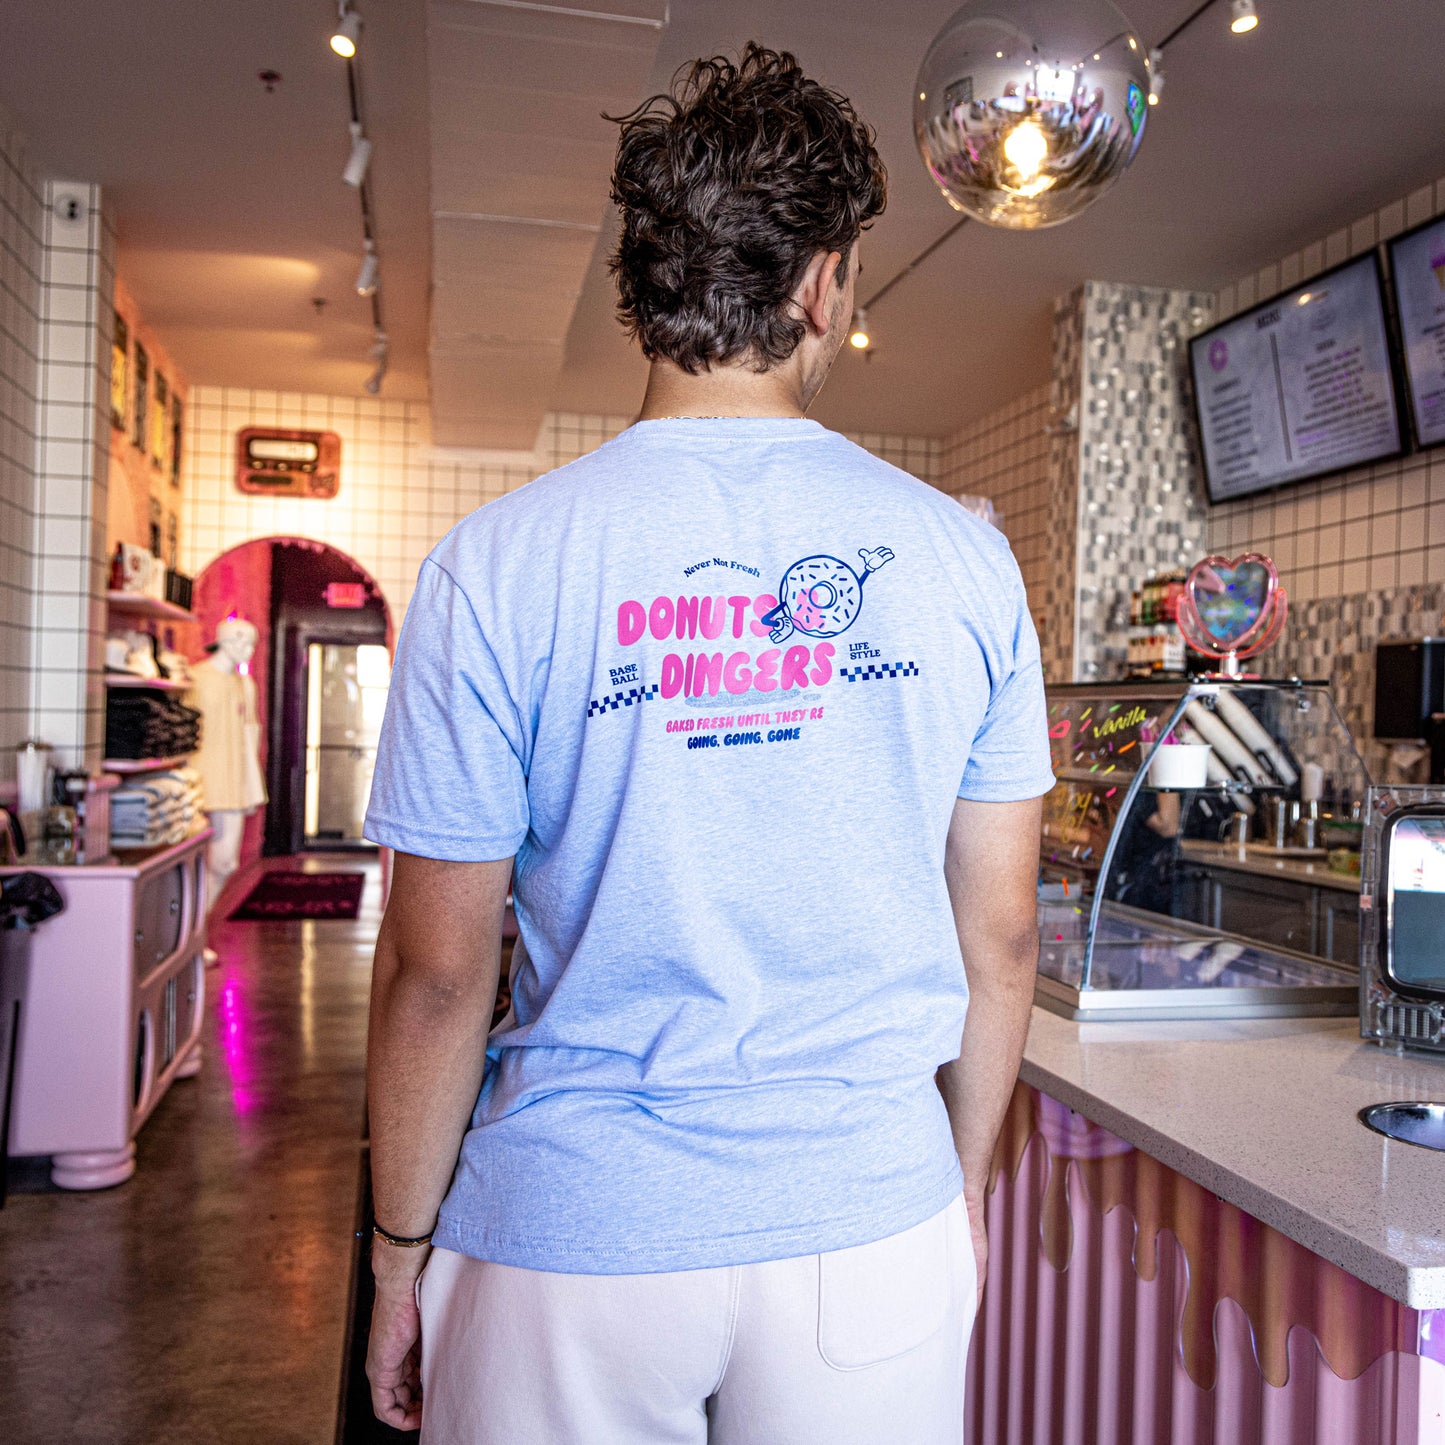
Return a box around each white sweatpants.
[416,1195,975,1445]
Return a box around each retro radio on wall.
[235,428,341,498]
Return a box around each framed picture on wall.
[110,313,129,432]
[131,343,149,452]
[170,393,184,488]
[151,371,169,471]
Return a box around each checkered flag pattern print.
[839,661,920,682]
[587,683,660,717]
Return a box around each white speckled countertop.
[1021,1009,1445,1308]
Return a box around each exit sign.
[325,582,367,609]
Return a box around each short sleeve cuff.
[363,810,526,862]
[956,767,1058,804]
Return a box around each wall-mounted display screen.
[1388,215,1445,451]
[1190,254,1404,503]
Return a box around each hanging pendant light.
[914,0,1150,230]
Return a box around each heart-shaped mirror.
[1178,553,1283,661]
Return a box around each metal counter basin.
[1358,1102,1445,1152]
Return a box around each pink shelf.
[105,591,195,623]
[101,755,192,775]
[104,673,189,692]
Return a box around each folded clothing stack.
[110,766,205,848]
[104,690,201,761]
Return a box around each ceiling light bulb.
[330,7,362,57]
[1002,119,1049,181]
[1229,0,1258,34]
[355,242,378,296]
[848,307,870,350]
[1148,48,1164,104]
[343,123,372,188]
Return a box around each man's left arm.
[365,850,512,1431]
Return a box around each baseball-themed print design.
[593,543,912,731]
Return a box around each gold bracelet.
[373,1222,434,1248]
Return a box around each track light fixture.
[1229,0,1258,34]
[343,122,372,188]
[330,5,362,57]
[364,331,389,394]
[1148,48,1164,105]
[848,307,871,351]
[355,240,378,297]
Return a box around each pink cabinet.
[2,829,210,1188]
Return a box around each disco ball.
[914,0,1150,230]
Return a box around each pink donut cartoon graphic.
[760,547,894,644]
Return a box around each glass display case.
[1037,679,1366,1020]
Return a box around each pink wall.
[191,537,394,878]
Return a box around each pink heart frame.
[1177,552,1288,662]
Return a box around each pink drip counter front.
[968,1013,1445,1444]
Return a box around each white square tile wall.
[31,180,111,771]
[1205,173,1445,609]
[0,106,44,784]
[936,382,1050,634]
[0,123,111,776]
[181,397,946,628]
[1203,171,1445,748]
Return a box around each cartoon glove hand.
[858,547,895,574]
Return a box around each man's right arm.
[936,794,1042,1303]
[365,850,512,1430]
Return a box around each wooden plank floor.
[0,853,379,1444]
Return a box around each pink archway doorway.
[191,537,395,871]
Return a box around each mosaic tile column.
[1044,282,1214,682]
[29,181,114,771]
[1041,290,1084,683]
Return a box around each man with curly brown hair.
[364,43,1051,1443]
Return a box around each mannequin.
[189,617,267,911]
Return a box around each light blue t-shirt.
[364,417,1054,1274]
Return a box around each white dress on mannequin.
[188,619,267,911]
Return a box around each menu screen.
[1190,255,1402,503]
[1389,216,1445,450]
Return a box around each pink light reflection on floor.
[218,971,258,1116]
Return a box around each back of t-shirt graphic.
[365,415,1055,1274]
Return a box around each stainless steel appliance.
[1360,785,1445,1053]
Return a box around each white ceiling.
[554,0,1445,435]
[425,0,666,447]
[0,0,433,400]
[3,0,1445,440]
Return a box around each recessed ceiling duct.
[425,0,667,448]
